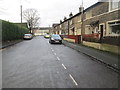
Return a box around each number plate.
[55,41,59,42]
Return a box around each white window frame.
[107,20,120,36]
[109,0,120,12]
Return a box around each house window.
[109,0,120,11]
[108,21,120,35]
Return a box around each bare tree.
[22,8,40,33]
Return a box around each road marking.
[57,57,60,61]
[69,74,78,86]
[52,50,54,52]
[62,64,67,69]
[54,53,56,55]
[57,71,59,74]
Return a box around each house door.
[100,24,104,41]
[72,28,75,35]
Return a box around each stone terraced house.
[52,0,120,45]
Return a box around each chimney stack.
[69,12,73,18]
[79,5,84,13]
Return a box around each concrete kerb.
[0,40,23,50]
[62,40,119,73]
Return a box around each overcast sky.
[0,0,98,27]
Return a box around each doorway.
[99,24,104,42]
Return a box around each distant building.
[33,27,51,36]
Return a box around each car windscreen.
[52,35,61,39]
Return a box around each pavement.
[2,36,118,88]
[62,40,119,71]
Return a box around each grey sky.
[0,0,98,27]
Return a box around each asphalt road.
[2,36,118,88]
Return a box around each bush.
[1,20,29,41]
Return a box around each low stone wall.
[101,36,120,46]
[83,41,120,55]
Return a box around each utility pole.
[20,5,22,24]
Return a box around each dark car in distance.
[49,34,62,44]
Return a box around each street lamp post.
[81,0,84,44]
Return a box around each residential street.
[2,36,118,88]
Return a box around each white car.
[23,34,33,40]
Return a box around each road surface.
[2,36,118,88]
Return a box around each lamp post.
[81,0,84,44]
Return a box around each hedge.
[1,20,29,41]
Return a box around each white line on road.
[54,53,56,55]
[52,50,54,52]
[69,74,78,86]
[62,64,67,69]
[57,57,60,61]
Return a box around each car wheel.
[49,41,51,44]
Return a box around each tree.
[22,8,40,33]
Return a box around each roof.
[52,23,60,28]
[54,2,103,26]
[84,2,103,12]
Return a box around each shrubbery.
[1,20,29,41]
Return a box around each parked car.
[44,34,50,38]
[49,34,62,44]
[23,34,33,40]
